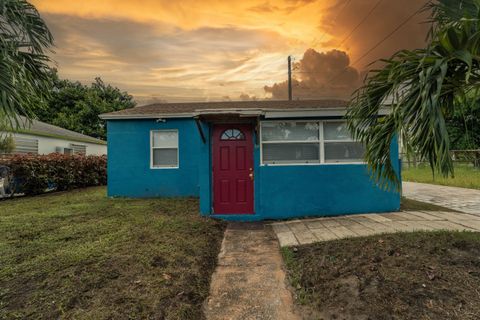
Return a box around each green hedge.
[1,154,106,195]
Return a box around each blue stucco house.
[100,100,400,221]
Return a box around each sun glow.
[32,0,427,102]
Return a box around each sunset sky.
[32,0,430,104]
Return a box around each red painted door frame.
[212,124,254,214]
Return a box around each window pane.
[152,131,178,148]
[221,129,245,140]
[324,122,352,140]
[261,122,319,141]
[153,148,178,166]
[263,143,319,163]
[324,142,365,163]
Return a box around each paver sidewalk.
[271,210,480,247]
[205,222,300,320]
[403,181,480,214]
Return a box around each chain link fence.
[401,149,480,168]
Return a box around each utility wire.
[337,0,384,48]
[328,4,424,83]
[292,0,352,73]
[294,0,352,72]
[350,7,422,67]
[312,0,352,48]
[295,0,382,75]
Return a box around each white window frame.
[260,120,366,166]
[150,130,179,169]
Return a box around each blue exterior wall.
[107,119,205,197]
[107,118,401,221]
[252,138,400,220]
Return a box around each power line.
[351,7,422,66]
[312,0,352,48]
[337,0,384,48]
[328,4,425,83]
[296,0,383,75]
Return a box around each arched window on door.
[220,128,245,141]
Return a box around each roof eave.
[99,113,195,120]
[264,107,391,118]
[6,129,107,145]
[100,106,391,120]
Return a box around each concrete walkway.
[403,181,480,214]
[205,222,300,320]
[270,210,480,247]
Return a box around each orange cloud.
[32,0,431,103]
[32,0,329,49]
[264,48,361,99]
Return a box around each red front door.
[212,124,254,214]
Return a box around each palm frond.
[347,0,480,190]
[0,0,54,132]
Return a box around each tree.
[446,95,480,150]
[35,70,135,140]
[0,0,53,134]
[347,0,480,189]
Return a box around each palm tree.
[0,0,53,133]
[347,0,480,190]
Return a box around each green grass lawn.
[0,187,226,320]
[282,231,480,320]
[403,164,480,189]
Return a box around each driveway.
[270,210,480,247]
[403,181,480,214]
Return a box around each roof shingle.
[100,99,349,119]
[11,116,106,145]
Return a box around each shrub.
[0,135,15,154]
[0,154,107,195]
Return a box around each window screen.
[261,121,365,165]
[323,122,352,140]
[151,130,178,168]
[323,122,364,163]
[324,142,365,163]
[261,122,320,164]
[263,143,320,163]
[261,122,319,142]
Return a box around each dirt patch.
[282,231,480,320]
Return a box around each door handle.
[249,168,254,181]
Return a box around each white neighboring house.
[1,116,106,156]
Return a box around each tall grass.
[402,164,480,189]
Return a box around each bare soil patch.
[282,231,480,320]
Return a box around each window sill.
[260,162,366,167]
[150,166,179,169]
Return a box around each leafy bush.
[0,135,15,154]
[0,154,106,195]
